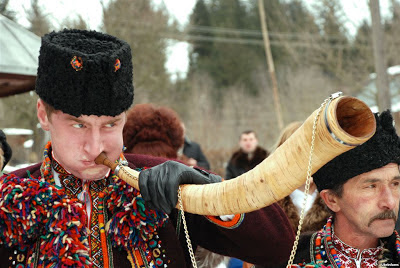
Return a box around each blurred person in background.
[123,103,229,268]
[225,130,269,180]
[181,123,211,170]
[225,130,269,268]
[274,121,330,233]
[123,103,184,159]
[123,104,211,170]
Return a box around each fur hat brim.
[313,110,400,191]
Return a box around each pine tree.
[188,0,213,74]
[247,0,320,68]
[102,0,174,104]
[352,20,374,74]
[186,0,326,101]
[384,0,400,67]
[188,0,262,99]
[311,0,350,79]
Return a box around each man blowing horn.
[0,29,294,268]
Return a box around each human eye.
[366,184,376,189]
[72,123,84,129]
[392,180,400,187]
[105,122,116,128]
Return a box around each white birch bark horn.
[96,95,376,216]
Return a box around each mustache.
[368,210,397,227]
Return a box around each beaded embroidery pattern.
[40,142,169,267]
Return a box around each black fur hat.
[313,110,400,191]
[35,29,134,117]
[0,130,12,170]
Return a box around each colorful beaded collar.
[313,217,400,267]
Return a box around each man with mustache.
[284,110,400,267]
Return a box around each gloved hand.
[139,160,222,214]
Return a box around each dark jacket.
[396,211,400,233]
[225,147,268,180]
[0,153,294,268]
[183,137,210,170]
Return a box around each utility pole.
[369,0,391,111]
[258,0,284,130]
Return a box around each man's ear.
[320,189,341,213]
[37,99,50,131]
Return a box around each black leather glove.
[139,160,222,214]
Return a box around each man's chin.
[75,167,110,180]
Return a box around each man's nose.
[83,129,104,158]
[379,186,398,210]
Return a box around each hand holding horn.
[96,95,376,216]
